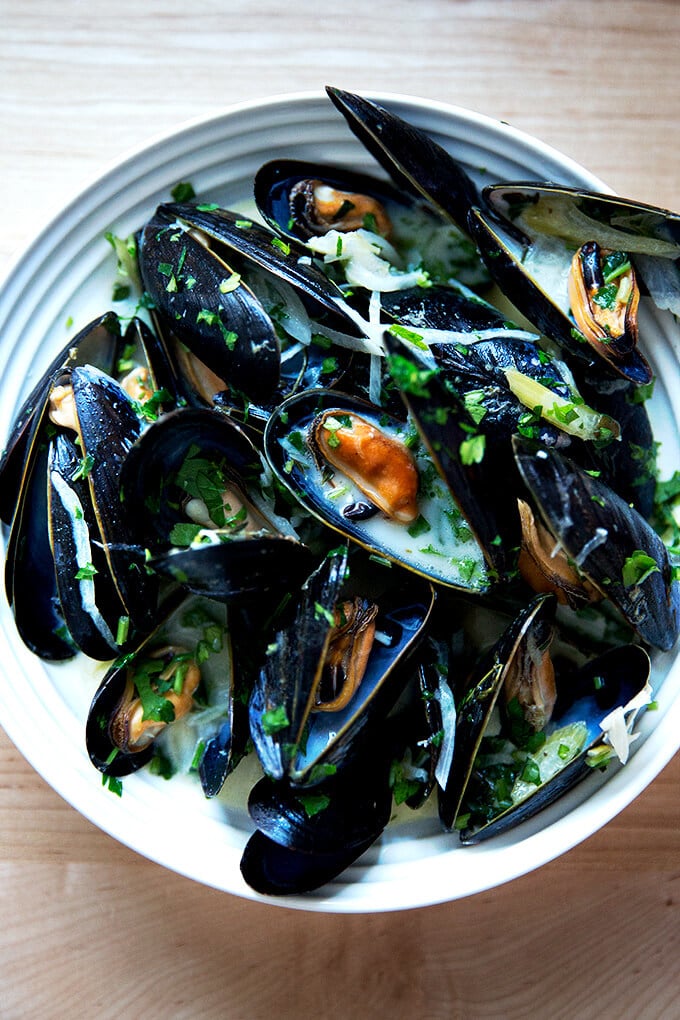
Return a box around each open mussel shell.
[460,643,652,844]
[86,593,233,781]
[119,406,311,600]
[264,387,491,591]
[138,208,281,402]
[254,158,408,242]
[249,550,349,781]
[325,86,481,234]
[249,549,435,785]
[485,182,680,260]
[0,311,121,526]
[513,438,680,651]
[439,594,556,830]
[162,601,249,799]
[466,183,680,385]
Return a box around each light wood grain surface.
[2,2,680,1017]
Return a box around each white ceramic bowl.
[1,91,679,913]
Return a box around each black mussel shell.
[48,431,128,660]
[325,87,481,233]
[198,710,248,799]
[71,365,155,629]
[5,434,75,661]
[416,660,457,807]
[248,549,348,780]
[158,202,366,340]
[241,740,392,896]
[384,333,517,578]
[138,208,280,401]
[574,374,656,518]
[196,607,250,798]
[151,534,313,602]
[514,438,680,650]
[240,829,377,897]
[381,283,510,334]
[247,762,392,856]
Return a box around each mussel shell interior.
[292,588,434,782]
[460,643,652,844]
[439,594,556,830]
[264,388,490,591]
[254,159,408,242]
[119,407,264,549]
[468,199,653,385]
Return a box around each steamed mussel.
[3,86,680,900]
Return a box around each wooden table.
[1,2,679,1016]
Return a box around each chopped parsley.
[296,792,331,818]
[75,562,97,581]
[592,283,619,310]
[72,453,95,480]
[171,181,196,202]
[387,324,428,351]
[115,616,130,646]
[386,353,436,398]
[271,237,291,256]
[622,549,660,588]
[195,308,238,350]
[261,705,290,735]
[169,522,203,546]
[102,774,123,797]
[407,515,431,539]
[314,602,336,627]
[459,434,486,465]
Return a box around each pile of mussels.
[3,87,680,896]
